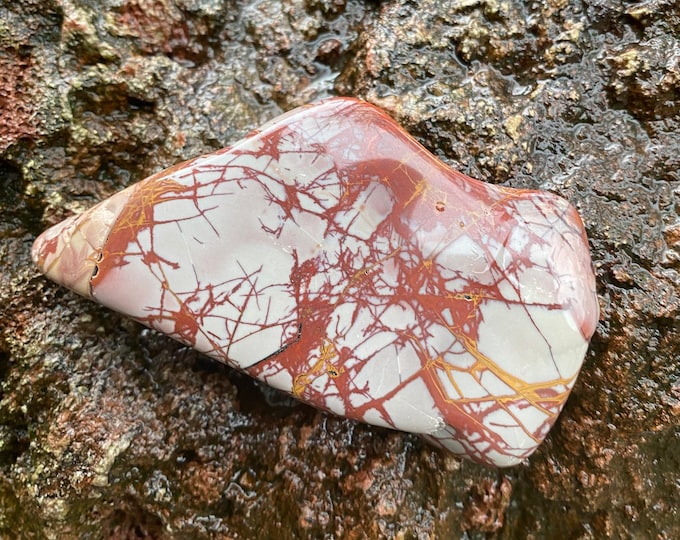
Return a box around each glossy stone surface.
[32,97,598,467]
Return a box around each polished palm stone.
[32,97,599,467]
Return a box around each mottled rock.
[2,0,679,538]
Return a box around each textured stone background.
[1,0,679,538]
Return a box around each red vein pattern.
[32,97,599,466]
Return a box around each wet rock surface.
[1,0,678,538]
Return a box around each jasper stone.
[32,97,599,467]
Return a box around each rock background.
[1,0,679,538]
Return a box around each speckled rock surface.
[1,0,678,538]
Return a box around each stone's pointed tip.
[31,226,50,269]
[32,188,134,298]
[32,214,99,298]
